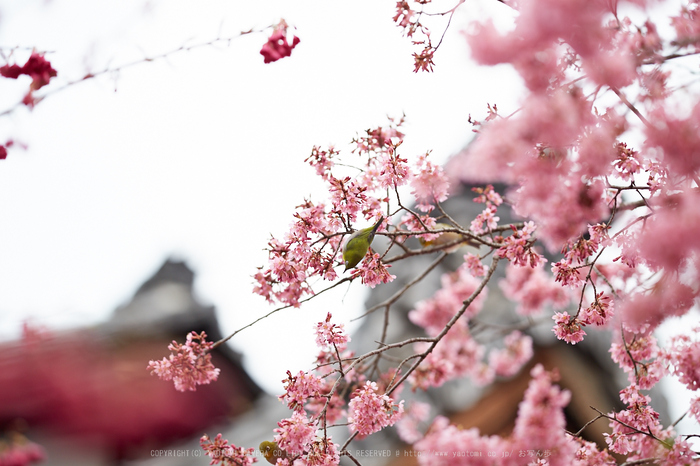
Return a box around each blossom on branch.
[274,410,315,456]
[314,312,350,351]
[552,312,586,344]
[147,331,220,392]
[409,152,450,212]
[347,381,404,436]
[662,329,700,392]
[305,437,340,466]
[200,434,255,466]
[0,52,57,90]
[260,20,300,64]
[488,330,534,377]
[353,252,395,288]
[280,369,324,411]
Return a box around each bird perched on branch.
[342,216,384,271]
[259,441,286,464]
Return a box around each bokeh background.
[0,0,697,464]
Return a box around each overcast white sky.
[0,0,696,442]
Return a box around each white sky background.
[0,0,697,445]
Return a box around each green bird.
[342,216,384,271]
[259,441,286,464]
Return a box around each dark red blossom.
[0,63,23,79]
[260,31,301,64]
[22,53,57,90]
[0,52,57,90]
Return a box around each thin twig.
[0,29,263,117]
[211,276,353,349]
[385,256,501,396]
[353,251,448,321]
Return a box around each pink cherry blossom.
[305,146,337,181]
[574,438,616,465]
[395,401,430,444]
[409,327,490,389]
[488,330,534,377]
[579,292,614,327]
[377,149,410,189]
[552,312,586,344]
[469,205,499,235]
[610,332,666,389]
[463,253,488,277]
[147,331,220,392]
[690,396,700,423]
[353,118,405,154]
[274,410,316,455]
[472,184,504,207]
[637,189,700,272]
[662,329,700,391]
[512,365,575,465]
[618,275,696,332]
[551,259,585,288]
[613,143,642,181]
[409,152,450,212]
[414,415,507,465]
[314,312,350,351]
[347,381,404,436]
[353,252,395,288]
[200,434,255,466]
[304,437,340,466]
[280,370,324,411]
[497,222,546,268]
[409,263,485,336]
[501,262,570,315]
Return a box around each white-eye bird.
[418,222,480,253]
[259,441,286,464]
[342,216,384,271]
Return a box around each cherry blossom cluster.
[147,331,220,392]
[0,51,57,159]
[0,52,57,108]
[260,20,301,64]
[242,314,404,464]
[424,0,700,462]
[407,259,499,388]
[602,384,697,464]
[413,366,582,465]
[314,312,350,350]
[253,115,460,307]
[501,262,569,316]
[662,329,700,392]
[392,0,467,72]
[274,410,316,456]
[347,381,404,436]
[200,434,256,466]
